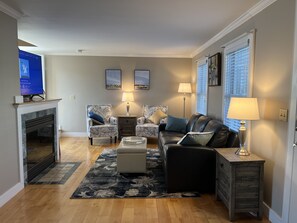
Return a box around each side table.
[117,115,137,139]
[215,148,265,221]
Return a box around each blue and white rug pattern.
[71,149,200,199]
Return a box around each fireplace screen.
[26,114,55,182]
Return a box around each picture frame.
[134,69,150,90]
[105,69,122,90]
[208,53,221,86]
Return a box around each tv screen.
[19,50,43,96]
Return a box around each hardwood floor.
[0,137,270,223]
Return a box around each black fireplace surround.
[25,114,55,182]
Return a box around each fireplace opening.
[26,114,55,182]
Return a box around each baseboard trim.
[61,132,87,137]
[263,202,283,223]
[0,182,23,208]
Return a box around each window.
[196,58,208,115]
[223,33,254,131]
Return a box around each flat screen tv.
[19,49,44,97]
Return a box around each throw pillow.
[177,131,214,146]
[91,118,104,126]
[148,109,167,124]
[88,111,105,124]
[165,115,187,133]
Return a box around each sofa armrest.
[109,116,118,125]
[87,117,93,127]
[159,123,166,132]
[137,117,145,125]
[164,144,215,162]
[163,144,216,193]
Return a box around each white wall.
[192,0,295,218]
[0,12,20,196]
[46,56,192,133]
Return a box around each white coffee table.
[117,137,147,173]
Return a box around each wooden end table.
[117,115,137,139]
[215,148,265,221]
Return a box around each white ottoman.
[117,137,147,173]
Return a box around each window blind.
[196,59,208,115]
[223,33,253,131]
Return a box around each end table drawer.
[119,118,136,125]
[118,116,137,139]
[218,156,230,175]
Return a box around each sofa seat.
[135,123,159,138]
[89,124,118,138]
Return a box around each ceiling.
[1,0,261,57]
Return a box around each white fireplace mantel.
[14,99,61,185]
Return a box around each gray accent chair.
[135,105,168,138]
[86,104,118,145]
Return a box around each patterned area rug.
[29,162,81,184]
[71,149,200,199]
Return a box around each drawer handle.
[220,163,224,168]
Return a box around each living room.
[0,0,297,222]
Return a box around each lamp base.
[235,147,250,156]
[126,102,130,116]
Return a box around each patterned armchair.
[136,105,168,138]
[86,104,118,145]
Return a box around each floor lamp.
[178,83,192,118]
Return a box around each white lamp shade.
[178,83,192,93]
[122,92,134,102]
[227,97,260,120]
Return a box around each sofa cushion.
[148,109,167,124]
[165,115,187,133]
[186,113,203,132]
[177,131,214,146]
[204,120,230,148]
[192,115,211,132]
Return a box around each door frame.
[282,1,297,222]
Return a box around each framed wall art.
[134,69,150,90]
[105,69,122,90]
[208,53,221,86]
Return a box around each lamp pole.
[183,94,186,118]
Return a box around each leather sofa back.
[204,120,230,148]
[186,113,203,132]
[192,115,211,132]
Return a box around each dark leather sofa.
[158,113,239,193]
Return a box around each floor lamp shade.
[122,92,134,116]
[227,97,260,156]
[178,83,192,94]
[178,83,192,117]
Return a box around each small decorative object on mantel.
[105,69,122,90]
[208,53,221,86]
[134,69,150,90]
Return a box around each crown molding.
[0,1,22,19]
[191,0,278,57]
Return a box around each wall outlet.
[279,108,288,122]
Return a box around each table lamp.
[122,92,134,116]
[178,83,192,117]
[227,97,260,156]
